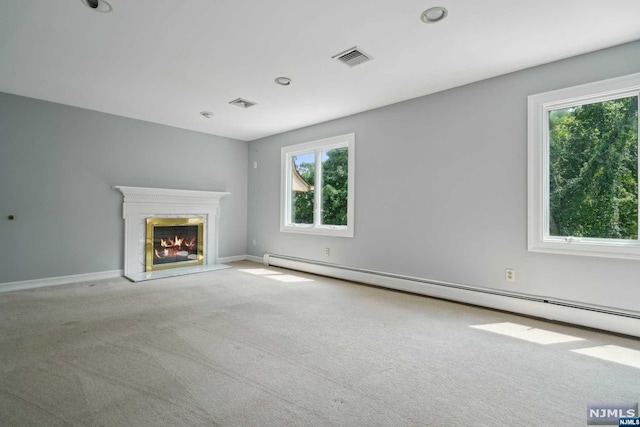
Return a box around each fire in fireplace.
[145,218,204,272]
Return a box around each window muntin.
[528,72,640,259]
[281,133,355,237]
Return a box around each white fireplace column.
[114,186,230,281]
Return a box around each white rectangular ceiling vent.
[229,98,257,109]
[332,47,372,67]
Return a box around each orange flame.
[154,234,196,259]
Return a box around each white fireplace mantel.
[114,186,230,281]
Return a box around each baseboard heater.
[262,254,640,338]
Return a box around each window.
[281,133,355,237]
[528,73,640,259]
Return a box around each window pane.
[548,96,638,239]
[321,147,348,226]
[291,152,315,224]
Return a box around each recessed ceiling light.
[421,6,447,23]
[275,77,292,86]
[81,0,112,13]
[200,111,214,119]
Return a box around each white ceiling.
[1,1,640,141]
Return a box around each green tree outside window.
[548,96,638,239]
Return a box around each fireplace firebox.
[145,218,204,272]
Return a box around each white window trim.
[280,133,355,237]
[527,72,640,259]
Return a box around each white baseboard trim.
[218,255,264,264]
[245,255,264,263]
[218,255,248,263]
[0,270,123,293]
[263,254,640,338]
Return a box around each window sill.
[528,239,640,260]
[280,224,354,238]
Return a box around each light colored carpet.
[0,261,638,426]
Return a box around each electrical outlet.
[505,268,516,282]
[324,248,330,256]
[252,239,257,246]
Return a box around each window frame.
[527,72,640,259]
[280,133,355,237]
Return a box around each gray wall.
[0,93,248,283]
[247,40,640,313]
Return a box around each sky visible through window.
[293,151,329,169]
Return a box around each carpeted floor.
[0,261,638,426]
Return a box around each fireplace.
[114,186,230,281]
[146,218,204,271]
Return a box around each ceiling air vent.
[229,98,257,109]
[332,47,372,67]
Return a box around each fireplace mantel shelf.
[114,186,230,207]
[114,186,230,282]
